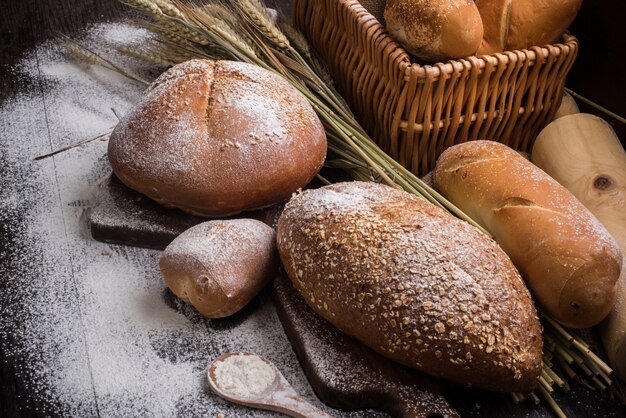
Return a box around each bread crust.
[276,181,542,392]
[108,59,326,217]
[160,219,277,318]
[434,140,622,328]
[384,0,483,62]
[507,0,582,50]
[476,0,581,53]
[475,0,512,54]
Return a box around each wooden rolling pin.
[552,92,579,121]
[532,113,626,381]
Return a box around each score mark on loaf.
[276,181,543,393]
[475,0,582,54]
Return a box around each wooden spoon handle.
[268,395,334,418]
[264,376,334,418]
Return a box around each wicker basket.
[293,0,579,175]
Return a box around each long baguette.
[433,140,622,329]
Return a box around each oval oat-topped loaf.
[108,59,326,217]
[276,181,542,392]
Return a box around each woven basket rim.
[343,0,579,77]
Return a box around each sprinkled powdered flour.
[0,22,380,417]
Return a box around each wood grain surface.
[0,1,625,417]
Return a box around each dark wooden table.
[1,1,625,417]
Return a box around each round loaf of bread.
[433,140,622,328]
[160,219,278,318]
[276,181,542,392]
[384,0,483,62]
[108,59,327,217]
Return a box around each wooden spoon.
[208,352,334,418]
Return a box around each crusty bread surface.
[108,59,326,217]
[384,0,483,62]
[433,140,622,328]
[160,219,278,318]
[475,0,512,55]
[507,0,582,50]
[276,181,543,392]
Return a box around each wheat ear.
[235,0,290,50]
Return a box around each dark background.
[1,0,625,417]
[569,1,626,142]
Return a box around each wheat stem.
[34,130,112,161]
[118,46,176,67]
[60,34,150,85]
[538,386,567,418]
[152,0,185,18]
[565,87,626,125]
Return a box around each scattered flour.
[0,21,377,417]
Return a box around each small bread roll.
[384,0,483,62]
[434,140,622,328]
[108,59,326,217]
[160,219,277,318]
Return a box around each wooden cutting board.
[89,174,281,250]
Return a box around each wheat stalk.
[120,0,164,18]
[139,21,197,48]
[59,34,150,85]
[197,2,240,28]
[280,21,310,57]
[198,2,265,58]
[169,1,262,64]
[34,130,113,161]
[118,45,177,67]
[66,44,103,66]
[153,0,185,18]
[161,19,212,45]
[565,87,626,126]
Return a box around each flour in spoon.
[214,354,276,397]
